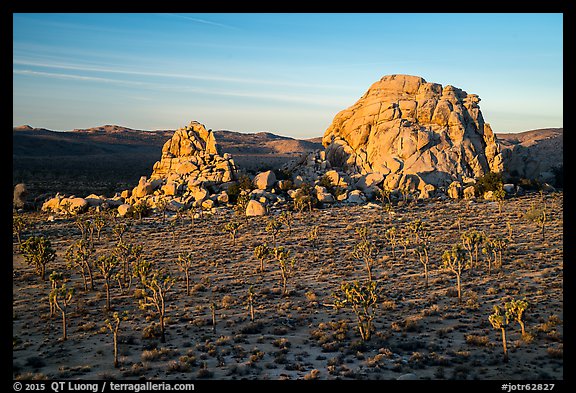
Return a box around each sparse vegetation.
[333,280,380,341]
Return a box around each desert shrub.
[474,172,504,195]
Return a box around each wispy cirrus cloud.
[13,58,344,90]
[13,68,345,108]
[163,13,240,31]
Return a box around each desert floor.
[13,191,563,380]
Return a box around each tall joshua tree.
[20,236,56,281]
[139,269,175,343]
[441,244,468,303]
[50,279,74,341]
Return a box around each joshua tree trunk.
[456,272,462,303]
[104,281,111,311]
[249,301,254,322]
[159,314,165,343]
[519,320,526,336]
[185,272,190,296]
[424,263,428,288]
[365,261,373,282]
[501,327,508,363]
[113,331,119,368]
[62,310,67,340]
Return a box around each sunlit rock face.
[322,74,503,190]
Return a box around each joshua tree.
[461,230,485,268]
[95,254,119,311]
[494,185,506,215]
[48,271,64,318]
[133,200,151,221]
[414,238,431,287]
[132,254,155,290]
[104,311,128,368]
[155,198,168,224]
[75,217,94,242]
[333,280,380,341]
[273,246,295,296]
[483,236,508,271]
[247,285,256,322]
[112,222,130,243]
[254,243,271,273]
[50,279,74,341]
[441,244,468,303]
[278,211,294,236]
[176,252,194,296]
[376,186,392,208]
[65,239,95,291]
[20,236,56,281]
[266,218,283,247]
[525,203,547,241]
[506,220,514,242]
[60,200,73,217]
[12,214,28,246]
[407,219,425,243]
[113,241,144,293]
[223,221,242,246]
[307,225,320,262]
[384,226,398,259]
[352,239,377,282]
[139,269,175,343]
[355,225,369,242]
[93,213,107,241]
[489,305,510,363]
[505,298,529,336]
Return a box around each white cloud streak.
[164,13,240,31]
[13,58,344,90]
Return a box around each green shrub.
[474,172,504,195]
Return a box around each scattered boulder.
[161,182,178,196]
[117,204,134,217]
[397,373,418,380]
[13,183,27,210]
[132,176,154,198]
[463,186,476,199]
[503,183,515,194]
[245,199,267,216]
[253,170,277,190]
[447,181,462,199]
[346,190,366,204]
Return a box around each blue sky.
[13,13,563,138]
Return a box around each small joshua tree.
[376,186,392,208]
[60,200,73,217]
[524,202,547,241]
[96,254,119,311]
[210,298,217,333]
[65,239,95,291]
[333,280,380,341]
[461,230,485,268]
[384,226,398,259]
[266,218,283,247]
[223,221,242,246]
[155,198,168,224]
[505,298,529,337]
[139,269,175,343]
[112,222,129,243]
[254,243,271,273]
[414,235,431,287]
[408,219,424,243]
[13,214,28,246]
[355,225,369,242]
[278,211,294,236]
[93,213,107,241]
[352,239,377,282]
[273,246,295,296]
[176,252,194,296]
[50,279,74,341]
[489,305,510,363]
[104,311,128,368]
[113,241,142,293]
[48,271,64,318]
[494,185,506,215]
[75,216,94,242]
[483,236,508,271]
[20,236,56,281]
[247,285,256,322]
[441,244,468,303]
[133,200,151,221]
[307,225,320,262]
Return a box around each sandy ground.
[13,192,563,380]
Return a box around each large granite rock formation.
[322,74,504,190]
[151,121,236,184]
